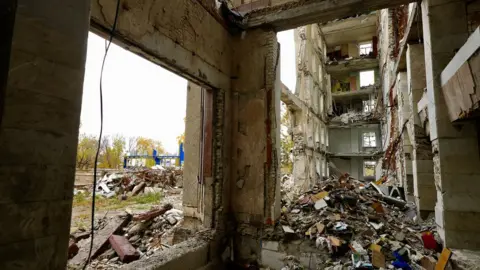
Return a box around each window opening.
[363,132,376,147]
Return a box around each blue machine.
[123,143,184,168]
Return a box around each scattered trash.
[265,175,442,269]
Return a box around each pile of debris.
[93,168,183,199]
[267,176,452,270]
[69,204,189,268]
[330,111,373,125]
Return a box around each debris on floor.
[68,203,188,268]
[330,111,374,125]
[91,168,183,199]
[264,176,451,269]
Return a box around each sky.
[80,30,296,153]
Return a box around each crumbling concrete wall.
[292,24,329,190]
[90,0,232,90]
[395,72,414,197]
[421,0,480,249]
[0,0,90,268]
[405,44,435,213]
[228,28,281,262]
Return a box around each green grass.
[73,191,163,210]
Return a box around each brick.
[68,239,79,259]
[109,235,140,263]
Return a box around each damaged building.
[3,0,480,269]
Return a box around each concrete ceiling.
[320,13,378,47]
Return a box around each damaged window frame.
[363,99,375,113]
[363,160,376,177]
[359,70,375,87]
[359,41,373,56]
[362,131,377,148]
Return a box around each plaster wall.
[328,126,381,154]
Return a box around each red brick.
[68,239,79,259]
[109,235,140,263]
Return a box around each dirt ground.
[70,188,183,234]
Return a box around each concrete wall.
[0,0,235,268]
[291,24,329,191]
[0,1,90,268]
[329,126,381,154]
[331,157,366,180]
[229,28,281,262]
[90,0,232,90]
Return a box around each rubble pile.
[267,177,451,270]
[94,168,183,199]
[330,111,373,125]
[69,204,188,269]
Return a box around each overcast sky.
[80,30,295,153]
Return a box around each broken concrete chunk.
[236,179,245,189]
[109,235,140,263]
[282,225,295,234]
[99,182,112,193]
[290,209,301,214]
[166,215,177,225]
[314,199,328,210]
[395,231,405,242]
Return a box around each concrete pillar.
[395,72,414,197]
[0,0,89,268]
[422,0,480,249]
[230,28,281,262]
[406,44,435,215]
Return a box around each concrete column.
[422,0,480,249]
[230,28,281,262]
[395,72,414,197]
[406,44,435,215]
[0,0,89,268]
[183,82,204,223]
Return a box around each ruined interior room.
[3,0,480,269]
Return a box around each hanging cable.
[83,0,121,268]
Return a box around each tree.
[99,135,125,169]
[135,137,165,167]
[176,133,185,145]
[76,133,98,169]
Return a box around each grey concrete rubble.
[85,168,183,199]
[69,204,188,268]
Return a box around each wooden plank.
[246,0,416,31]
[435,248,452,270]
